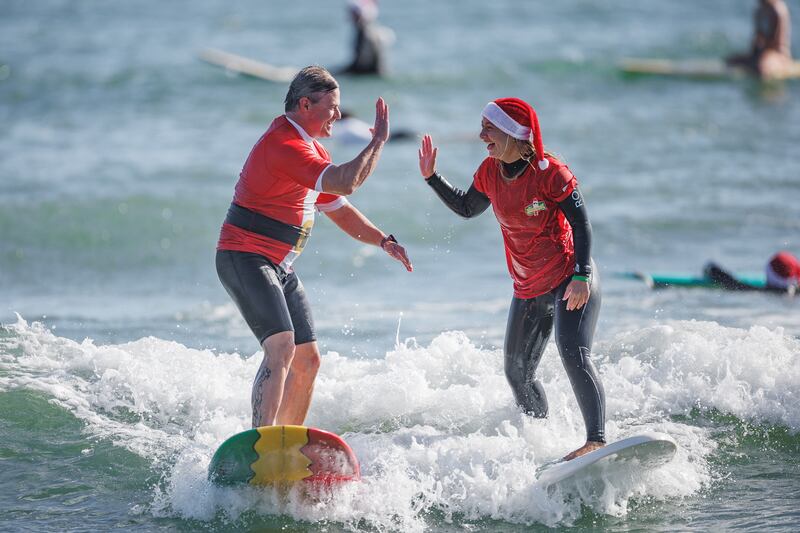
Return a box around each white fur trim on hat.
[482,102,531,141]
[538,159,549,170]
[766,262,792,289]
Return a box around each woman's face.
[480,118,520,162]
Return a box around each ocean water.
[1,0,799,531]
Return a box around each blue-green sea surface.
[2,0,799,531]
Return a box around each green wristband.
[572,275,589,282]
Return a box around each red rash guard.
[217,115,345,272]
[472,155,578,298]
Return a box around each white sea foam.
[2,315,798,528]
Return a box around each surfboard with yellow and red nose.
[207,425,360,486]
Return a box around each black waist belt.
[225,203,309,247]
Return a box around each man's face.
[302,89,341,138]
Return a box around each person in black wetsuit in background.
[726,0,793,79]
[339,0,387,76]
[418,97,605,461]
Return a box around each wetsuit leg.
[503,294,555,417]
[216,250,294,345]
[282,272,316,345]
[553,274,605,443]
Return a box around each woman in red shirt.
[419,98,605,460]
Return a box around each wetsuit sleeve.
[558,188,592,277]
[426,172,490,219]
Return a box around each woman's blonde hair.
[497,138,557,179]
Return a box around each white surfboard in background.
[199,48,299,83]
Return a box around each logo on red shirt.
[524,199,547,216]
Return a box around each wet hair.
[497,137,558,179]
[284,66,339,112]
[515,138,538,163]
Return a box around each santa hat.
[348,0,378,22]
[769,251,800,279]
[482,97,549,170]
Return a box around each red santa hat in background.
[768,251,800,280]
[481,97,549,170]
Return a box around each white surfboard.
[620,57,800,81]
[199,48,299,83]
[536,433,677,487]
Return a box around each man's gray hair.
[284,66,339,112]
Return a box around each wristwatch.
[380,234,397,249]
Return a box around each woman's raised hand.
[418,134,438,178]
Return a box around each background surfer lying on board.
[705,251,800,293]
[216,66,412,428]
[419,98,605,461]
[726,0,793,79]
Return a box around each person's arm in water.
[320,98,389,196]
[324,203,413,272]
[558,188,593,311]
[418,134,491,218]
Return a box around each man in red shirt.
[217,66,412,428]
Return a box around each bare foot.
[563,440,605,461]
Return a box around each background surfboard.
[620,58,800,81]
[199,48,299,83]
[536,433,677,488]
[208,425,360,486]
[617,271,766,289]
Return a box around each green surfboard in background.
[618,271,767,289]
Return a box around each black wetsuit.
[342,21,385,76]
[704,263,762,291]
[427,161,605,443]
[704,262,792,293]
